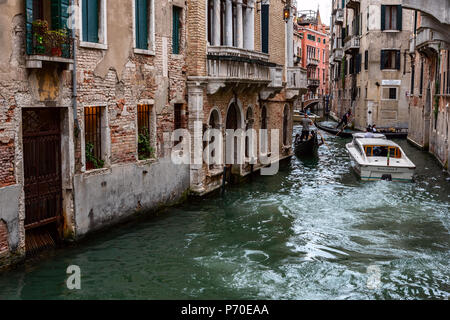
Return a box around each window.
[381,50,400,70]
[84,107,104,170]
[261,3,269,53]
[172,6,182,54]
[81,0,107,47]
[364,50,368,70]
[382,87,398,100]
[323,39,326,44]
[137,104,154,160]
[381,5,402,31]
[134,0,154,52]
[446,52,450,94]
[307,34,316,41]
[318,37,321,43]
[410,64,415,95]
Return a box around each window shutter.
[83,0,99,43]
[136,0,148,49]
[397,5,402,31]
[26,0,33,54]
[365,50,368,70]
[172,7,180,54]
[395,50,401,70]
[261,4,269,54]
[381,5,386,31]
[380,50,386,69]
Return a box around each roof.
[356,139,400,147]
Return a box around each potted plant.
[85,142,104,170]
[32,20,49,54]
[46,29,68,57]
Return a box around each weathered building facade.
[0,0,306,269]
[329,0,414,131]
[403,0,449,171]
[0,0,190,268]
[186,0,307,195]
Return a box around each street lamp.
[284,6,291,22]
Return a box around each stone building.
[0,0,307,269]
[403,0,450,171]
[186,0,307,196]
[329,0,414,131]
[295,9,330,101]
[0,0,190,268]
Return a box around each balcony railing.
[416,28,434,48]
[307,79,320,87]
[344,36,360,53]
[207,46,271,82]
[287,67,307,90]
[334,9,344,24]
[307,57,319,67]
[26,21,74,68]
[333,48,344,62]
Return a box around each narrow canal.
[0,125,449,300]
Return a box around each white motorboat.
[346,134,416,182]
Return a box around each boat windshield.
[365,146,402,158]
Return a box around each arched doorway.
[207,109,221,169]
[225,101,243,165]
[260,105,268,154]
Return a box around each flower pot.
[51,47,62,57]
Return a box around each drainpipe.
[71,0,80,135]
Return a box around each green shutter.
[51,0,70,29]
[381,5,386,31]
[397,5,402,31]
[136,0,148,49]
[261,4,269,54]
[83,0,99,43]
[172,6,180,54]
[380,50,386,69]
[26,0,33,54]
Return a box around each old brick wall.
[0,220,9,256]
[187,0,207,77]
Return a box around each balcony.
[334,9,344,25]
[307,78,320,88]
[206,46,272,94]
[26,20,74,69]
[345,0,360,9]
[260,66,284,100]
[415,28,441,53]
[333,48,344,62]
[307,57,319,67]
[344,36,360,53]
[286,67,308,100]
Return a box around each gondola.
[294,131,322,156]
[315,121,355,137]
[316,121,409,139]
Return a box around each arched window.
[207,109,221,169]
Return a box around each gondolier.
[300,114,313,142]
[336,109,352,129]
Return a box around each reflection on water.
[0,126,449,300]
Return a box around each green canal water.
[0,125,449,300]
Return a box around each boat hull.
[295,135,319,157]
[347,149,415,182]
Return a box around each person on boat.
[300,114,313,142]
[336,109,352,129]
[372,124,378,133]
[364,128,375,138]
